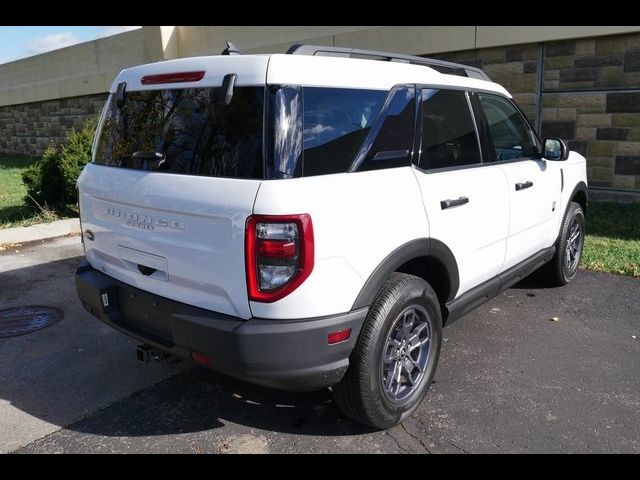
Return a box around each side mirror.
[544,138,570,161]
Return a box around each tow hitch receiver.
[136,344,167,363]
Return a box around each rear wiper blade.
[132,151,166,171]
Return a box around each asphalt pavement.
[1,237,638,453]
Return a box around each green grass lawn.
[583,202,640,278]
[0,155,61,228]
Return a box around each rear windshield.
[95,87,264,179]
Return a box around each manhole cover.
[0,306,62,338]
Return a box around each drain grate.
[0,306,62,338]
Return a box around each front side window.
[95,86,264,179]
[419,89,481,170]
[478,93,537,161]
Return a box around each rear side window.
[477,93,537,161]
[95,87,264,179]
[419,89,481,170]
[303,88,386,176]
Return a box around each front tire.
[333,273,442,429]
[540,201,585,286]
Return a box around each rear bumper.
[75,261,366,391]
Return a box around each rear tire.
[333,273,442,429]
[539,201,585,286]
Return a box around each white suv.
[75,44,588,429]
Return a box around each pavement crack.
[401,422,432,454]
[447,440,471,454]
[385,429,410,453]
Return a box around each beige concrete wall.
[2,26,640,108]
[176,26,379,57]
[177,26,640,56]
[174,26,476,56]
[0,28,150,107]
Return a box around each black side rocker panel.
[352,238,459,310]
[445,246,556,324]
[445,182,585,325]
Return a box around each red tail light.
[245,214,314,303]
[141,71,205,85]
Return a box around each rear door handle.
[440,196,469,210]
[515,181,533,191]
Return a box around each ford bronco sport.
[75,44,588,429]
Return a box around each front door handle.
[440,196,469,210]
[515,181,533,191]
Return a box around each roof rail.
[286,44,491,82]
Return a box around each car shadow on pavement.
[67,366,375,438]
[1,254,372,440]
[509,271,559,290]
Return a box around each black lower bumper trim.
[75,261,367,391]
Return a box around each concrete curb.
[0,218,80,245]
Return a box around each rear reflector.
[328,328,351,345]
[141,71,205,85]
[191,352,212,366]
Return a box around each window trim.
[466,91,484,165]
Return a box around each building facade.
[1,26,639,200]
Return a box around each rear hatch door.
[79,68,266,319]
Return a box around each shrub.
[22,120,96,210]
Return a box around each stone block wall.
[433,32,640,194]
[542,91,640,190]
[0,94,107,157]
[431,44,540,125]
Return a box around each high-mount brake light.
[245,214,314,303]
[140,71,205,85]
